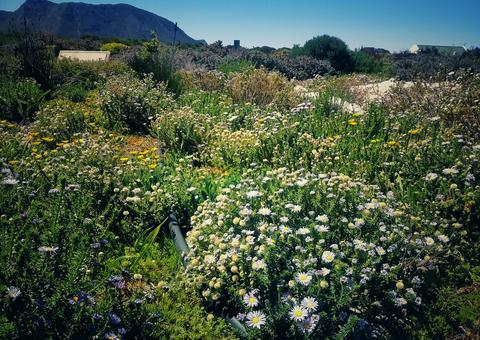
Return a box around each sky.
[1,0,479,51]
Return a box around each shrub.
[352,51,393,76]
[218,59,255,74]
[30,99,90,140]
[14,31,56,90]
[177,70,226,92]
[227,68,299,109]
[380,71,480,133]
[99,72,174,133]
[0,77,47,122]
[246,51,335,80]
[303,35,354,73]
[151,107,213,154]
[100,42,128,55]
[129,35,183,95]
[185,166,466,338]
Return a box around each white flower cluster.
[185,166,450,336]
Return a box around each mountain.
[0,0,205,45]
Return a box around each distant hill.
[0,0,206,45]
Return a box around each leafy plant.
[0,77,47,122]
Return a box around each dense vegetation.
[0,32,479,339]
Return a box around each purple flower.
[117,327,126,335]
[93,313,103,320]
[108,312,121,325]
[104,332,120,340]
[107,275,125,289]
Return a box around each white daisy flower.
[246,311,266,329]
[295,272,313,286]
[424,173,438,181]
[258,207,272,216]
[289,305,308,321]
[321,250,335,263]
[424,237,435,246]
[6,286,21,300]
[252,259,266,270]
[301,297,318,312]
[243,292,259,307]
[438,234,450,243]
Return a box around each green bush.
[227,68,299,109]
[30,99,90,140]
[152,107,213,154]
[99,72,174,134]
[303,35,354,72]
[0,77,47,122]
[15,32,56,90]
[129,35,183,95]
[100,42,128,55]
[52,83,89,102]
[352,51,393,75]
[218,59,255,74]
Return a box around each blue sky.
[1,0,479,51]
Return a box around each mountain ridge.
[0,0,206,45]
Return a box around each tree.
[303,35,354,72]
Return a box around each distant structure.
[234,40,240,49]
[360,47,390,55]
[58,50,110,62]
[409,44,466,56]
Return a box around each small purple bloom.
[104,332,119,340]
[108,312,121,325]
[107,275,125,289]
[93,313,103,320]
[117,327,126,335]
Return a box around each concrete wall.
[58,50,110,62]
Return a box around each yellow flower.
[41,137,54,143]
[130,151,138,155]
[370,139,382,144]
[119,157,129,162]
[352,113,363,118]
[387,140,399,147]
[396,280,404,290]
[32,141,41,146]
[408,129,420,135]
[348,119,358,126]
[148,164,157,169]
[8,160,17,165]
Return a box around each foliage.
[99,72,174,133]
[30,99,91,140]
[245,51,335,80]
[0,128,234,339]
[14,31,56,90]
[1,37,479,339]
[177,70,226,92]
[218,59,255,74]
[303,35,354,73]
[0,77,47,122]
[392,50,480,81]
[51,59,130,102]
[129,35,183,95]
[101,42,128,55]
[227,68,299,109]
[352,51,393,76]
[151,107,213,154]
